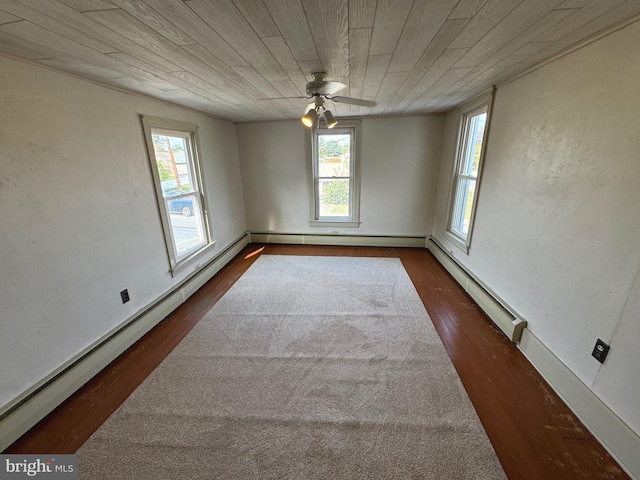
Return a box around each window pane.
[312,124,359,224]
[318,179,350,217]
[451,178,476,236]
[151,133,195,196]
[165,193,206,258]
[143,116,212,271]
[461,112,486,177]
[317,133,350,177]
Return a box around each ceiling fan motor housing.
[306,72,347,96]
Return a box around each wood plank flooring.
[4,244,629,480]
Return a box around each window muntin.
[448,104,488,246]
[311,125,360,226]
[141,116,212,272]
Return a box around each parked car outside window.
[167,197,193,216]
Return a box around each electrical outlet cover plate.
[120,289,130,304]
[591,339,610,364]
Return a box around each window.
[310,122,360,227]
[447,96,492,251]
[141,115,213,273]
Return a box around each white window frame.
[141,115,214,275]
[309,120,361,227]
[445,92,493,253]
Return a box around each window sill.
[444,230,469,254]
[170,240,217,277]
[309,220,361,228]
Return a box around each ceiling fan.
[265,72,377,128]
[303,72,377,107]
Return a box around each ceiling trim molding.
[0,51,230,123]
[498,12,640,90]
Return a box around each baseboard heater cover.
[0,233,250,452]
[250,232,427,248]
[426,238,526,343]
[427,239,640,479]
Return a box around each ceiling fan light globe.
[324,110,337,128]
[301,109,318,127]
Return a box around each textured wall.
[0,57,246,410]
[236,116,443,236]
[432,22,640,435]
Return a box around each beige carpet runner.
[78,255,506,479]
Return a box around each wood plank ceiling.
[1,0,639,122]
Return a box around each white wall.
[4,15,638,458]
[236,116,443,237]
[433,21,640,437]
[0,56,246,412]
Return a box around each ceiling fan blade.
[314,81,346,96]
[331,96,376,107]
[258,96,308,100]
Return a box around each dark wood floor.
[5,244,629,479]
